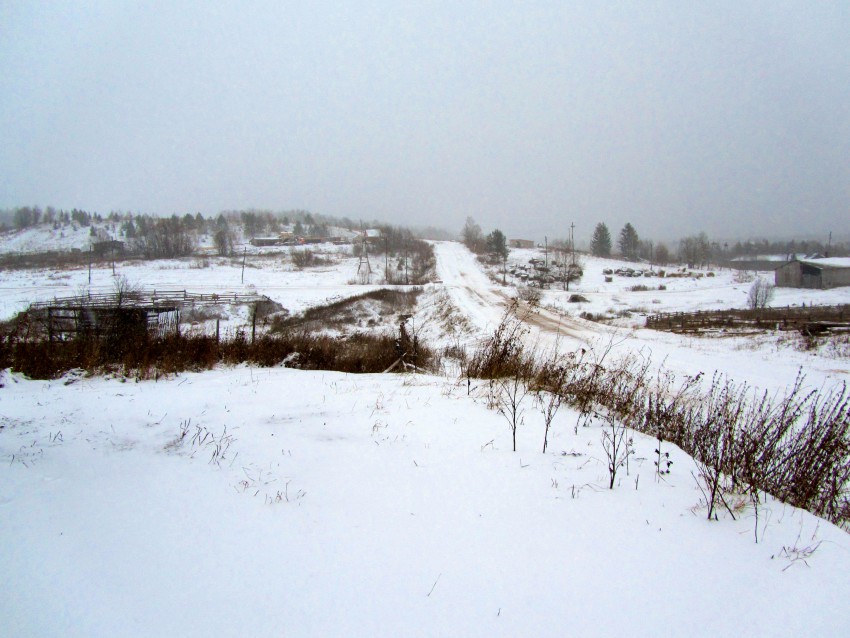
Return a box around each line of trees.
[587,220,848,266]
[1,206,99,230]
[590,222,649,262]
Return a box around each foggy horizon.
[2,2,848,245]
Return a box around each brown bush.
[0,322,434,379]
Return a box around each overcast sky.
[1,1,848,243]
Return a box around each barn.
[775,258,850,289]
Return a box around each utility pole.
[385,236,389,283]
[241,247,247,284]
[88,245,92,285]
[570,222,576,266]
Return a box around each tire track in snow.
[434,242,603,348]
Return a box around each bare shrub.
[734,269,755,283]
[748,278,775,310]
[489,359,534,452]
[688,374,750,520]
[532,347,576,453]
[517,286,541,304]
[291,249,319,269]
[113,275,142,307]
[469,300,537,451]
[776,382,850,522]
[462,307,850,527]
[599,410,633,489]
[467,298,532,380]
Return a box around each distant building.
[728,255,789,271]
[357,229,384,246]
[509,239,535,249]
[774,258,850,289]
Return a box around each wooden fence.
[26,290,274,342]
[29,289,271,311]
[645,304,850,334]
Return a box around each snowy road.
[433,241,599,349]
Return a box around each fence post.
[251,303,257,344]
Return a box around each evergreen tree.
[590,223,612,257]
[618,223,639,260]
[486,229,508,259]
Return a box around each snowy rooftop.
[800,257,850,269]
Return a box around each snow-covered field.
[3,367,849,637]
[498,247,850,324]
[0,245,379,331]
[2,231,850,636]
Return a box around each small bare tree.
[113,275,141,307]
[213,228,234,256]
[747,277,775,310]
[491,367,533,453]
[600,410,633,489]
[534,347,580,453]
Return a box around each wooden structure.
[28,290,272,342]
[357,239,372,284]
[43,304,178,341]
[774,258,850,289]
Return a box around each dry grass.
[464,303,850,528]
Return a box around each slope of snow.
[2,367,849,637]
[0,224,105,253]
